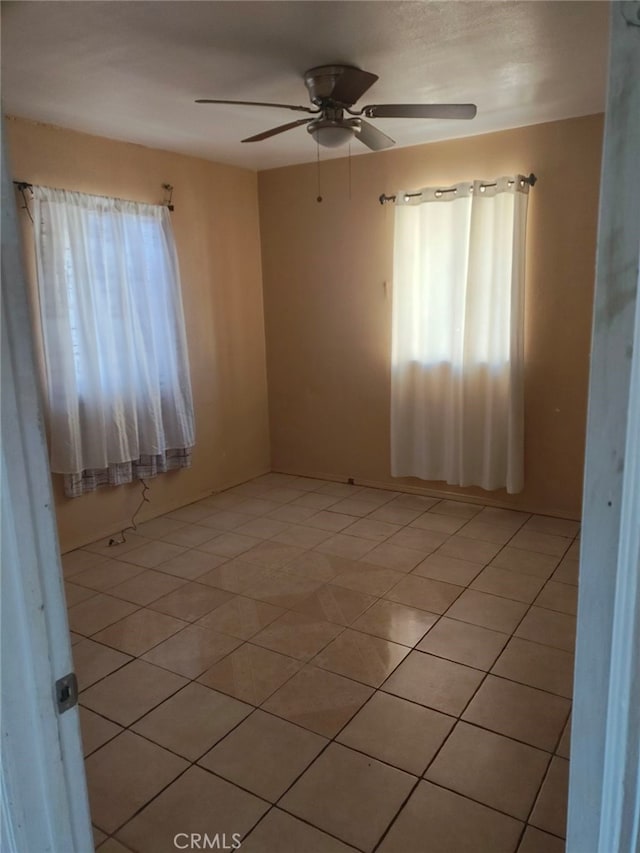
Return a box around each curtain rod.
[12,180,175,212]
[379,172,537,205]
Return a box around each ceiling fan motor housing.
[304,65,361,106]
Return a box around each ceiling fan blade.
[364,103,477,120]
[196,99,318,114]
[355,119,395,151]
[241,118,311,143]
[330,67,379,105]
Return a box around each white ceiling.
[1,1,609,172]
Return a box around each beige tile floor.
[63,473,578,852]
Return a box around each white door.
[567,2,640,851]
[0,123,93,851]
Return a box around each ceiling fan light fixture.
[308,119,358,148]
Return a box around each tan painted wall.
[258,114,604,519]
[6,117,270,552]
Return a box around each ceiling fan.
[196,64,477,150]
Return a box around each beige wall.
[258,114,604,519]
[6,117,270,552]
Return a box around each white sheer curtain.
[391,176,529,493]
[31,185,195,497]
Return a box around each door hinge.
[55,672,78,713]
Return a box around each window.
[31,185,195,497]
[390,176,529,493]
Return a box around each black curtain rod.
[12,180,175,211]
[379,173,537,205]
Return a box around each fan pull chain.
[348,143,352,201]
[316,140,323,203]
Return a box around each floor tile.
[304,510,358,532]
[83,533,151,559]
[120,540,187,568]
[490,546,559,580]
[132,683,252,760]
[196,594,284,640]
[198,508,254,530]
[268,504,318,524]
[71,559,146,592]
[167,502,222,523]
[262,665,373,737]
[73,638,132,690]
[281,550,352,582]
[197,643,300,705]
[529,757,569,837]
[244,572,323,609]
[262,486,307,503]
[535,581,578,615]
[234,516,292,540]
[385,575,464,614]
[492,638,575,698]
[355,487,399,505]
[363,542,426,572]
[337,690,454,775]
[413,552,484,586]
[515,606,576,652]
[457,520,515,545]
[328,498,379,517]
[199,710,327,801]
[134,516,186,540]
[280,743,416,852]
[378,780,523,853]
[251,610,342,661]
[85,730,188,834]
[470,566,545,604]
[330,562,404,596]
[91,608,187,656]
[197,559,275,594]
[352,599,438,646]
[437,535,502,564]
[149,581,233,621]
[242,540,306,568]
[509,529,570,557]
[92,826,108,848]
[445,589,528,633]
[160,523,219,548]
[241,809,357,853]
[426,721,550,819]
[342,517,401,542]
[416,617,508,670]
[270,524,332,548]
[152,548,227,579]
[430,500,483,519]
[97,838,132,852]
[200,531,262,558]
[107,569,187,605]
[382,651,484,715]
[234,497,282,516]
[67,594,139,636]
[316,533,377,560]
[291,492,340,511]
[462,674,571,751]
[79,707,122,756]
[316,482,363,498]
[556,716,571,759]
[523,515,580,539]
[475,507,530,529]
[410,512,466,534]
[81,659,188,725]
[312,629,410,687]
[62,549,108,578]
[367,504,423,525]
[116,766,268,852]
[552,557,579,586]
[387,526,448,553]
[292,584,377,626]
[142,624,241,678]
[517,825,566,853]
[64,581,99,607]
[390,493,439,511]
